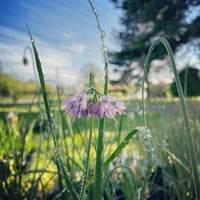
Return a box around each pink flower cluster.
[62,93,126,120]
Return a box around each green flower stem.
[95,119,105,199]
[80,117,93,200]
[142,37,200,200]
[87,1,109,199]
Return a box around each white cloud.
[0,26,28,42]
[39,48,72,68]
[68,44,86,54]
[0,26,86,86]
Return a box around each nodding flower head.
[114,101,126,115]
[62,91,126,120]
[23,57,28,65]
[74,93,88,110]
[99,95,116,119]
[62,93,88,120]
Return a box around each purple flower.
[80,109,88,117]
[88,103,104,118]
[74,93,88,110]
[88,103,99,118]
[114,101,126,115]
[62,93,88,119]
[62,98,79,118]
[100,95,116,105]
[103,104,116,119]
[98,105,104,118]
[62,93,126,120]
[99,95,126,119]
[99,95,116,119]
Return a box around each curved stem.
[23,46,41,112]
[142,37,200,199]
[23,46,38,83]
[184,66,189,97]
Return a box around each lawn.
[0,98,199,199]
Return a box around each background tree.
[170,67,200,97]
[109,0,200,97]
[0,68,55,103]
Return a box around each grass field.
[0,98,199,199]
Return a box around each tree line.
[109,0,200,98]
[0,68,55,103]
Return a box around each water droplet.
[102,46,108,53]
[147,134,151,138]
[94,9,99,17]
[124,139,129,145]
[100,31,105,38]
[151,46,154,51]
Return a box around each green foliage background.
[0,69,55,103]
[171,67,200,97]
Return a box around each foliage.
[1,1,199,199]
[171,67,200,97]
[0,72,24,101]
[1,99,200,199]
[109,0,200,84]
[25,28,199,199]
[26,11,155,198]
[0,116,57,200]
[0,70,55,103]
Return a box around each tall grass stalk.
[87,1,109,199]
[27,28,80,200]
[79,117,93,200]
[184,66,189,97]
[142,37,200,199]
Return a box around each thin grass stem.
[87,1,109,199]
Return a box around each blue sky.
[0,0,122,87]
[1,1,200,89]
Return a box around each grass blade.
[27,28,79,200]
